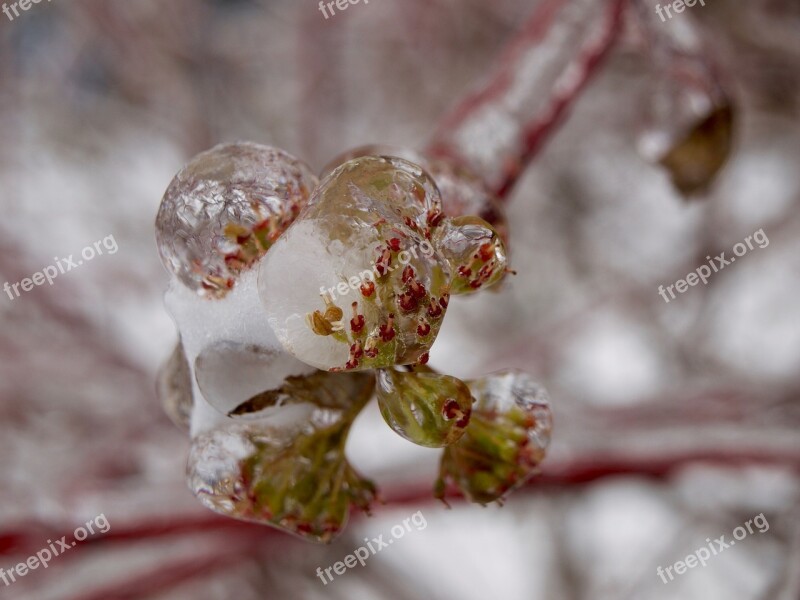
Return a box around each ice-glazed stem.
[426,0,628,199]
[631,0,734,195]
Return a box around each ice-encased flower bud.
[376,368,472,447]
[259,156,452,372]
[436,371,552,504]
[156,142,318,298]
[187,370,377,543]
[433,215,508,295]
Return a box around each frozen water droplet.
[156,142,317,298]
[376,368,472,447]
[634,7,735,197]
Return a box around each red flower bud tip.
[442,399,459,419]
[360,281,375,297]
[379,314,396,342]
[443,399,470,428]
[479,242,494,262]
[427,209,445,227]
[417,352,429,365]
[350,314,365,334]
[398,292,418,312]
[375,248,392,275]
[409,279,427,299]
[402,265,416,283]
[417,319,431,337]
[389,238,402,252]
[350,302,365,334]
[479,264,494,278]
[427,298,443,319]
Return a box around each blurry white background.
[0,0,798,598]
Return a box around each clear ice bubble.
[156,142,318,298]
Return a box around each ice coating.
[422,158,509,246]
[320,145,509,243]
[259,156,453,372]
[156,145,374,541]
[164,268,316,436]
[156,142,318,298]
[167,269,375,543]
[433,215,508,295]
[156,340,193,431]
[633,2,734,196]
[187,371,377,543]
[194,341,310,417]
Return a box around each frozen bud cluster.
[260,155,509,372]
[156,142,318,298]
[155,142,552,543]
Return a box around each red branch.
[68,546,257,600]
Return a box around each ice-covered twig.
[426,0,629,198]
